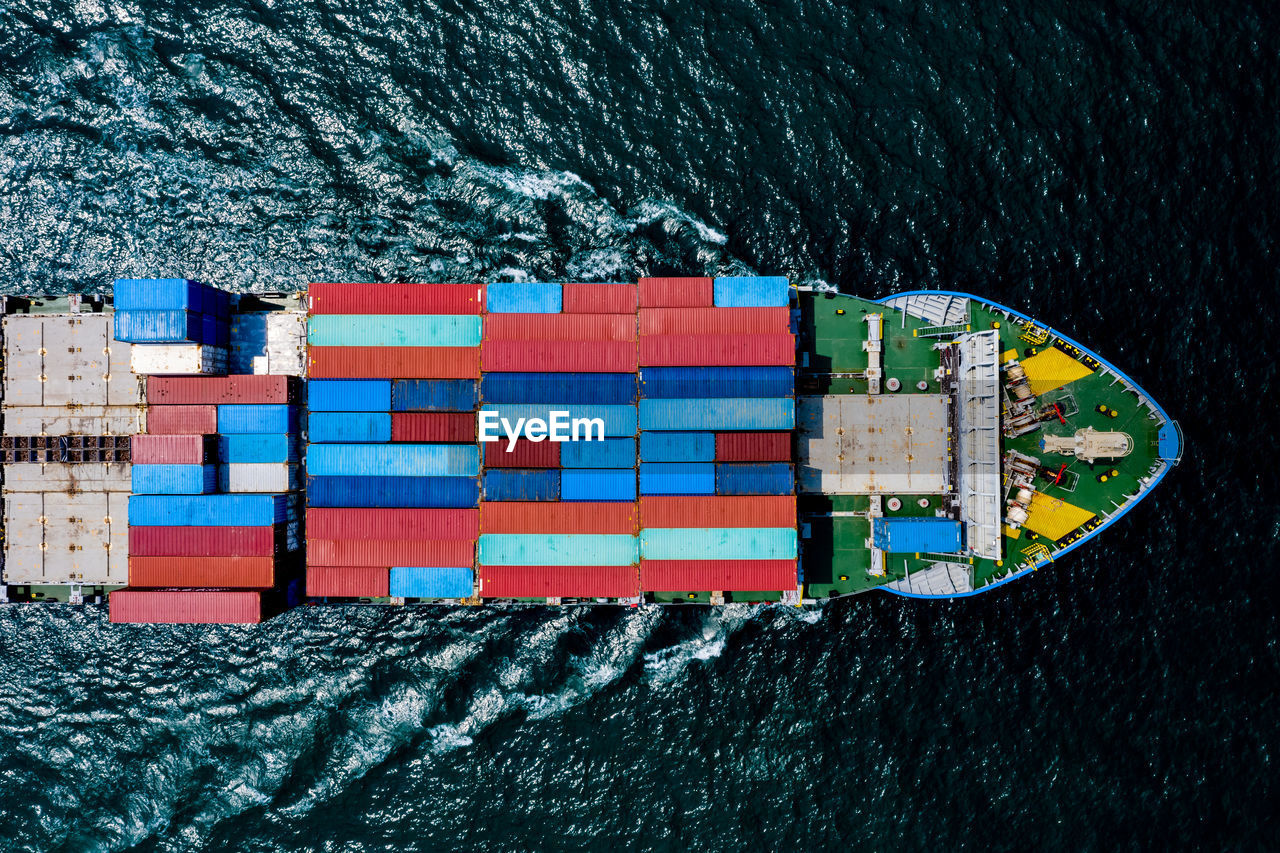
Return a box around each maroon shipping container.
[640,559,798,592]
[309,283,484,315]
[483,313,636,342]
[129,525,291,557]
[131,434,217,464]
[306,508,479,541]
[480,501,636,534]
[390,412,476,443]
[562,283,637,314]
[637,277,714,308]
[128,556,277,589]
[307,539,475,568]
[307,566,390,598]
[109,589,267,624]
[714,432,792,462]
[638,334,795,366]
[309,346,480,379]
[639,307,791,336]
[639,496,796,529]
[146,406,218,435]
[483,439,560,468]
[481,340,636,373]
[147,375,300,405]
[479,565,639,599]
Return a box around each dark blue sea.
[0,1,1276,849]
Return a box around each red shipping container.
[131,434,217,464]
[714,432,792,462]
[308,346,480,379]
[639,495,796,529]
[562,283,637,314]
[128,556,278,588]
[484,439,561,468]
[391,412,476,442]
[307,539,475,568]
[638,277,713,308]
[483,313,636,342]
[639,307,790,336]
[147,375,300,405]
[481,340,636,373]
[146,406,218,435]
[480,501,635,534]
[479,565,639,599]
[306,508,479,541]
[640,559,798,592]
[308,282,484,315]
[109,589,266,624]
[307,566,390,597]
[639,334,795,366]
[129,525,289,557]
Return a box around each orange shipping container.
[483,313,637,341]
[109,589,267,624]
[306,508,479,540]
[391,412,476,442]
[127,556,277,588]
[307,566,390,597]
[714,432,792,462]
[479,565,639,599]
[562,283,637,314]
[639,307,791,336]
[640,559,798,592]
[639,495,796,529]
[638,277,713,308]
[306,538,475,567]
[639,334,795,366]
[483,439,561,468]
[481,501,636,534]
[309,346,480,379]
[481,340,636,372]
[308,282,484,315]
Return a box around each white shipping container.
[217,463,301,493]
[130,343,228,376]
[230,312,306,375]
[2,462,133,493]
[2,314,142,407]
[2,406,145,437]
[2,491,128,585]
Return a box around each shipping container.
[147,375,300,405]
[306,443,479,477]
[113,278,217,313]
[130,343,228,376]
[308,346,480,379]
[561,469,636,502]
[479,373,636,405]
[640,559,798,592]
[481,340,636,373]
[201,314,231,349]
[307,566,390,598]
[131,434,217,465]
[561,283,637,314]
[218,434,300,463]
[712,276,790,308]
[639,334,795,367]
[559,437,635,468]
[129,494,298,526]
[638,398,794,431]
[306,476,478,508]
[638,495,797,529]
[307,412,392,444]
[308,379,392,412]
[306,507,479,540]
[131,464,218,495]
[871,517,963,553]
[219,463,301,493]
[478,533,638,566]
[714,463,794,496]
[127,556,278,588]
[639,432,715,462]
[129,524,295,557]
[109,589,266,624]
[637,277,713,308]
[640,527,797,561]
[229,311,307,376]
[485,281,562,314]
[482,469,560,502]
[120,310,206,343]
[479,565,638,599]
[639,463,715,496]
[308,539,474,568]
[715,432,791,462]
[479,404,637,438]
[484,438,561,468]
[480,501,635,535]
[308,282,484,315]
[392,379,478,412]
[307,314,483,347]
[217,404,298,434]
[146,405,218,435]
[483,313,636,341]
[639,307,791,336]
[391,412,476,443]
[389,566,475,598]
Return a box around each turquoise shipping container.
[485,282,562,314]
[306,315,483,347]
[478,533,639,566]
[306,443,480,477]
[711,276,790,307]
[389,567,475,598]
[479,403,637,438]
[640,527,798,561]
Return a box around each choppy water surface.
[1,0,1278,849]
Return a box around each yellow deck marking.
[1023,491,1096,542]
[1021,346,1093,396]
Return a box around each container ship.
[0,279,1182,622]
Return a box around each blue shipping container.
[639,463,716,496]
[218,434,299,463]
[392,379,478,412]
[482,469,560,502]
[712,276,790,308]
[715,463,794,496]
[871,517,963,553]
[480,404,637,438]
[129,494,297,526]
[561,469,637,502]
[638,398,794,431]
[130,464,218,495]
[113,310,209,344]
[478,534,638,566]
[217,404,298,434]
[306,444,479,477]
[480,373,637,404]
[307,315,482,347]
[390,567,476,598]
[307,412,392,444]
[485,281,562,314]
[560,437,636,468]
[113,279,213,313]
[639,431,715,462]
[308,380,391,412]
[640,527,797,561]
[306,476,478,508]
[638,367,795,399]
[201,315,230,349]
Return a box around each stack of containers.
[477,282,641,600]
[304,284,484,600]
[113,279,231,376]
[636,276,799,597]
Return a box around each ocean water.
[1,0,1277,849]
